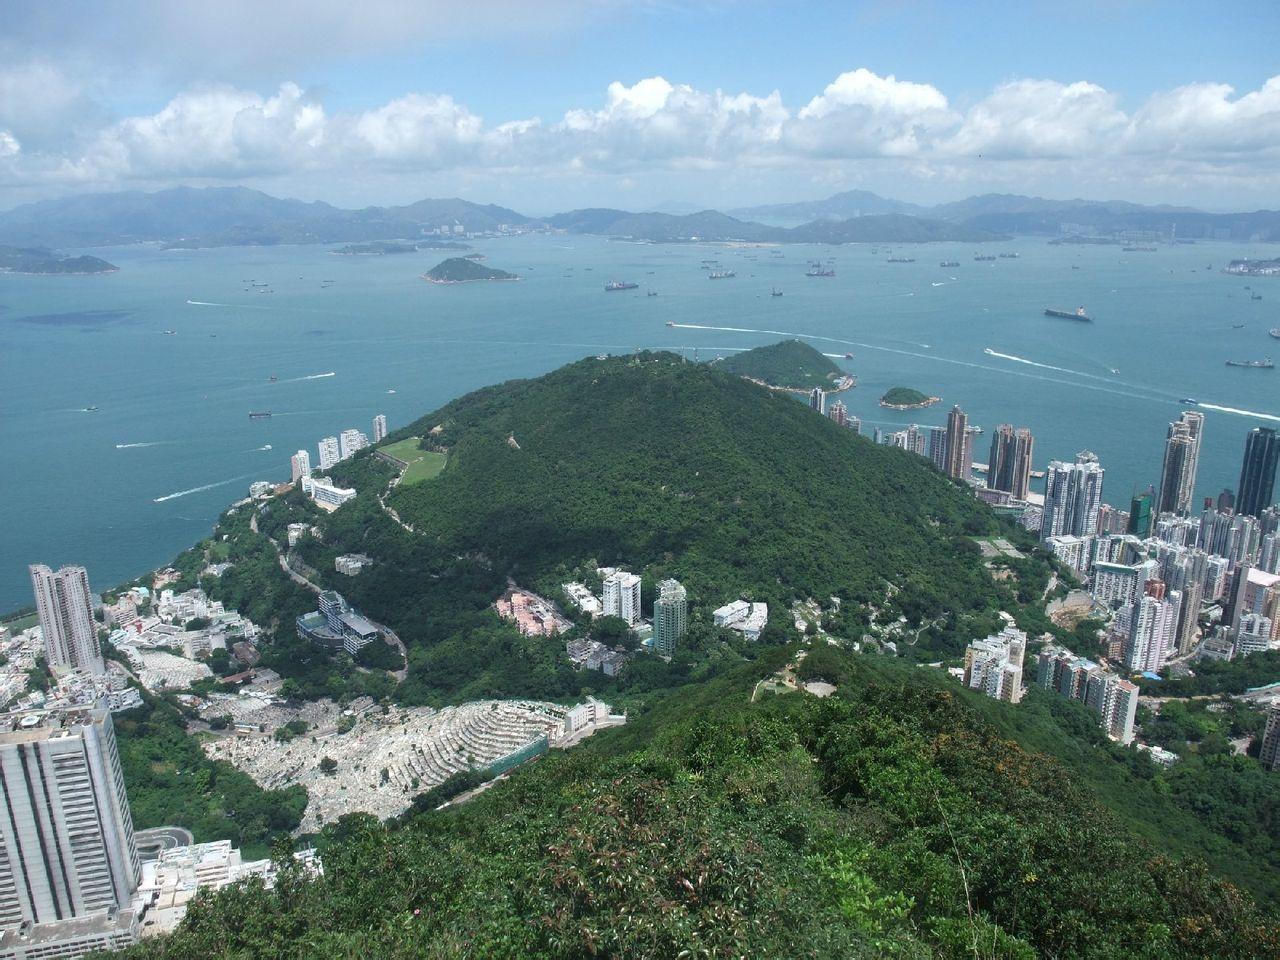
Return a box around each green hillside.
[120,651,1278,960]
[423,257,519,283]
[716,339,843,389]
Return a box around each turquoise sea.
[2,234,1278,610]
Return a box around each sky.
[1,0,1279,214]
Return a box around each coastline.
[741,374,856,396]
[879,395,941,410]
[421,275,521,285]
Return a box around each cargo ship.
[974,254,996,262]
[1225,358,1274,369]
[1044,306,1092,322]
[806,262,835,278]
[708,270,736,279]
[771,288,783,297]
[998,252,1020,259]
[248,411,273,419]
[604,280,638,291]
[887,257,915,263]
[939,260,960,267]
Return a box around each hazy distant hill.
[731,188,925,222]
[785,214,1005,243]
[0,186,528,248]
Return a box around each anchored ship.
[248,411,273,419]
[806,262,835,278]
[1044,306,1092,322]
[708,270,736,279]
[940,260,960,267]
[1225,358,1274,369]
[604,280,638,291]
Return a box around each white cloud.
[945,79,1127,160]
[789,68,956,157]
[4,68,1280,205]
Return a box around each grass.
[1,612,38,633]
[381,438,447,486]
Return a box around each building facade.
[963,626,1026,704]
[317,436,340,471]
[372,414,388,443]
[290,449,311,482]
[1156,412,1204,516]
[29,564,104,676]
[988,424,1034,501]
[652,579,688,657]
[1041,451,1105,542]
[1238,427,1279,518]
[602,571,642,626]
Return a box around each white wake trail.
[1196,403,1280,424]
[153,473,258,503]
[279,371,337,382]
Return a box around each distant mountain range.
[0,185,1277,251]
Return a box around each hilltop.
[716,339,845,390]
[422,257,519,283]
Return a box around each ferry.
[604,280,638,291]
[248,411,273,419]
[1044,306,1092,322]
[1225,358,1274,369]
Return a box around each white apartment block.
[602,571,642,626]
[29,564,105,676]
[317,436,340,471]
[338,429,369,461]
[963,625,1026,704]
[372,414,388,443]
[290,449,311,482]
[301,476,357,512]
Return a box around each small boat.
[844,352,854,359]
[84,405,99,412]
[1225,358,1274,369]
[1269,328,1280,339]
[1180,398,1198,404]
[665,320,674,327]
[771,288,783,297]
[248,411,273,419]
[269,375,278,381]
[887,257,915,263]
[1232,324,1246,329]
[940,260,960,267]
[162,329,176,335]
[1251,293,1263,301]
[708,270,736,279]
[646,291,658,297]
[387,389,397,394]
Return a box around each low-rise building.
[713,600,769,640]
[300,476,357,512]
[494,589,570,637]
[561,582,603,617]
[296,591,380,655]
[565,639,629,676]
[334,554,371,576]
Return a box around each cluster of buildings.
[560,570,688,661]
[296,591,382,656]
[285,414,389,511]
[0,704,312,959]
[712,599,770,641]
[494,588,571,637]
[962,624,1026,704]
[1037,646,1141,743]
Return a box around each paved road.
[135,826,194,860]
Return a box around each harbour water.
[2,234,1277,610]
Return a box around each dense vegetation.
[423,257,518,282]
[880,385,935,407]
[716,338,842,389]
[119,653,1278,959]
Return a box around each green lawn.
[381,438,447,486]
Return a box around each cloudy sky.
[2,0,1278,213]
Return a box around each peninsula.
[0,244,118,275]
[716,339,852,392]
[333,240,472,255]
[422,257,519,284]
[879,386,940,409]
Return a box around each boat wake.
[1197,402,1280,424]
[115,441,170,449]
[153,473,257,503]
[186,300,231,307]
[280,371,336,382]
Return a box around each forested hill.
[121,650,1279,959]
[385,352,999,616]
[717,338,844,390]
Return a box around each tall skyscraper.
[988,424,1034,501]
[926,427,948,471]
[1127,487,1154,538]
[29,564,104,675]
[652,579,688,657]
[318,436,340,470]
[290,449,312,482]
[1121,581,1181,673]
[602,571,642,626]
[372,414,388,443]
[826,400,848,427]
[808,387,826,415]
[0,707,140,934]
[1156,411,1204,516]
[1041,451,1105,542]
[1237,427,1279,517]
[943,405,971,480]
[338,429,369,461]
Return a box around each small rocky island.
[423,257,519,284]
[0,245,118,275]
[879,386,940,409]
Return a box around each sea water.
[1,234,1276,609]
